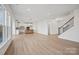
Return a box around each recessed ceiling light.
[0,7,1,9]
[26,8,31,11]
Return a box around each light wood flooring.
[5,33,79,55]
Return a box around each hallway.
[0,4,79,55]
[5,33,79,55]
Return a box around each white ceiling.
[10,4,79,22]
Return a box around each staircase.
[58,17,74,35]
[58,10,79,42]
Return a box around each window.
[0,5,5,43]
[0,5,12,44]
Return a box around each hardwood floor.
[5,33,79,55]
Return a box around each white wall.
[57,13,73,27]
[33,19,58,35]
[58,9,79,42]
[36,20,48,35]
[48,20,58,34]
[32,22,37,32]
[12,16,16,35]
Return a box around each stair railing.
[58,17,74,35]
